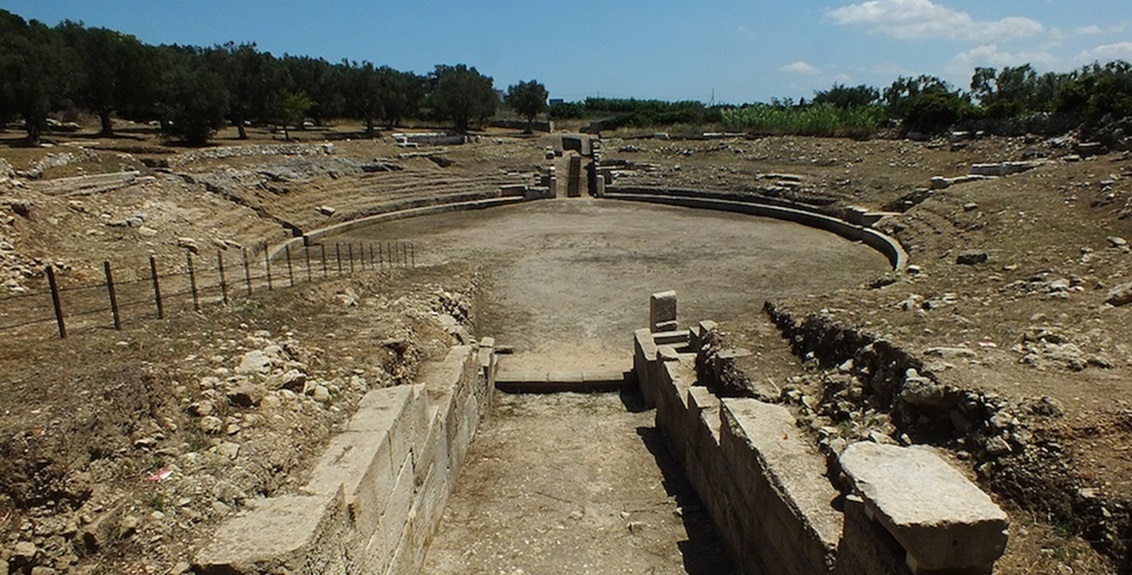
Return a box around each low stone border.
[267,195,529,261]
[603,187,908,271]
[193,343,495,575]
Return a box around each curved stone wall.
[603,187,908,271]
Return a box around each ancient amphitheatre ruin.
[1,122,1131,575]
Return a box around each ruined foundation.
[193,343,497,574]
[633,294,1009,575]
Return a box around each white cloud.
[1073,25,1104,36]
[1076,42,1132,63]
[780,61,823,75]
[946,44,1057,76]
[827,0,1043,43]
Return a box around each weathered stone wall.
[637,331,841,575]
[635,321,1008,575]
[193,344,492,575]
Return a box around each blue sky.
[3,0,1131,104]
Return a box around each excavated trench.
[326,198,891,574]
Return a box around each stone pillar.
[650,291,678,333]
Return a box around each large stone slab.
[650,290,677,332]
[194,491,352,575]
[720,398,842,575]
[839,442,1009,574]
[304,384,417,536]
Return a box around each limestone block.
[421,346,474,401]
[303,384,420,540]
[194,491,350,575]
[655,360,697,465]
[413,406,445,486]
[650,290,677,332]
[653,329,691,346]
[303,429,392,536]
[449,392,479,472]
[720,398,842,574]
[348,386,412,433]
[546,370,585,383]
[364,452,414,575]
[414,447,451,536]
[687,387,723,449]
[387,391,423,474]
[839,442,1008,574]
[478,337,494,375]
[834,495,913,575]
[634,328,660,407]
[690,320,717,351]
[658,345,681,362]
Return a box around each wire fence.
[0,240,416,340]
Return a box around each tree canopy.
[428,64,497,134]
[4,7,1132,144]
[505,80,549,133]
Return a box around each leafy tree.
[903,91,972,135]
[970,64,1046,118]
[881,75,968,135]
[278,90,312,140]
[882,75,951,119]
[280,55,344,125]
[1056,61,1132,126]
[56,23,149,136]
[0,13,68,145]
[377,68,424,127]
[343,61,384,136]
[812,83,879,109]
[208,43,280,139]
[504,80,549,133]
[429,64,496,133]
[156,58,229,146]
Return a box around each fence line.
[0,240,416,339]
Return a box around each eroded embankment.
[753,301,1130,570]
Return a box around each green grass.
[722,104,885,138]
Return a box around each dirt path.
[422,391,734,575]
